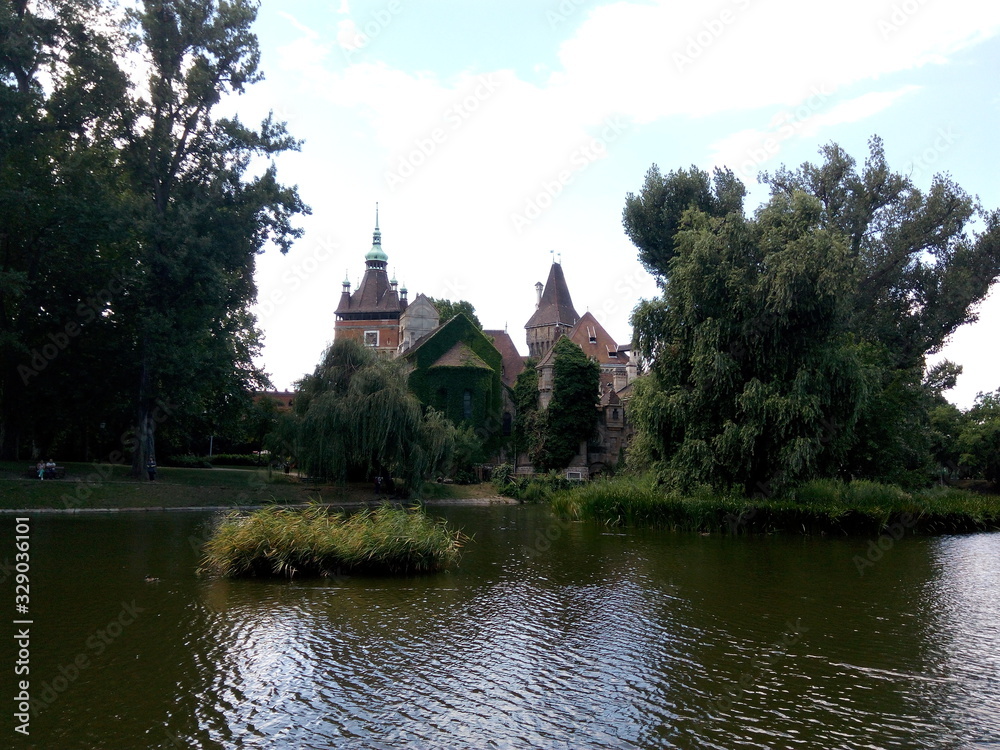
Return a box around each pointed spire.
[365,202,388,265]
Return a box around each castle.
[330,210,637,478]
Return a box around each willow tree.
[624,137,1000,493]
[289,339,454,493]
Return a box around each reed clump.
[552,476,1000,535]
[201,503,466,577]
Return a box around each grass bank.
[551,476,1000,535]
[0,461,500,510]
[201,504,466,577]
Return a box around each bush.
[201,503,467,577]
[550,474,1000,534]
[207,453,268,467]
[492,469,573,502]
[165,455,213,469]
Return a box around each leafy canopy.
[284,338,454,493]
[625,137,1000,494]
[428,298,482,330]
[531,337,600,473]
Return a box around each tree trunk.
[130,357,155,480]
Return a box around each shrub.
[165,455,213,469]
[201,503,466,577]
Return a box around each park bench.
[25,464,66,480]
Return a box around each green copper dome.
[365,204,388,262]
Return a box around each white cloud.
[246,1,1000,391]
[549,0,1000,122]
[707,86,921,178]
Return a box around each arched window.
[463,390,473,420]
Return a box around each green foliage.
[288,339,454,494]
[427,298,482,329]
[529,338,600,472]
[491,469,572,502]
[402,313,503,435]
[491,463,516,493]
[626,138,1000,494]
[165,455,214,468]
[510,357,539,456]
[1,0,134,460]
[552,475,1000,534]
[450,424,486,483]
[623,164,746,280]
[0,1,307,469]
[957,389,1000,483]
[201,503,466,577]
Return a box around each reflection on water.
[5,506,999,749]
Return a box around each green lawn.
[0,461,497,510]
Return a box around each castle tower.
[334,205,406,354]
[524,260,580,358]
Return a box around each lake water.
[4,504,999,749]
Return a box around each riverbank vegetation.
[621,139,1000,498]
[201,504,465,577]
[551,476,1000,535]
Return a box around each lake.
[4,504,999,749]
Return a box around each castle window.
[364,330,379,347]
[463,390,473,420]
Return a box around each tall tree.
[122,0,307,477]
[531,337,599,472]
[428,298,482,329]
[622,164,746,283]
[957,389,1000,483]
[0,0,132,459]
[625,138,1000,492]
[288,338,454,492]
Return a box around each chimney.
[535,281,543,308]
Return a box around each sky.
[231,0,1000,409]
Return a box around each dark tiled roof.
[430,341,493,370]
[335,264,403,315]
[484,330,525,388]
[600,384,621,406]
[525,262,580,330]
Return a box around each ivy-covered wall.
[403,313,504,431]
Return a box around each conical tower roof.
[525,261,579,330]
